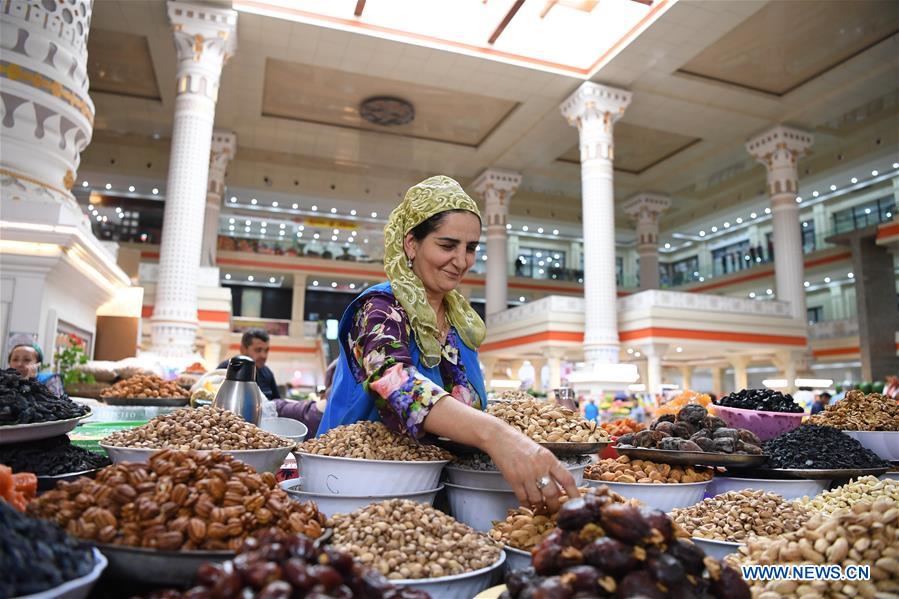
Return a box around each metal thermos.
[212,355,262,424]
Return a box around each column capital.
[168,1,238,100]
[560,82,631,128]
[472,169,522,203]
[745,125,814,167]
[622,193,671,225]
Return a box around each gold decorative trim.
[0,167,72,198]
[0,61,94,124]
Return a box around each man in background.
[219,329,280,400]
[810,392,830,415]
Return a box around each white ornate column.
[561,83,632,365]
[150,2,237,357]
[746,126,814,320]
[623,193,671,290]
[728,355,749,392]
[472,169,522,315]
[680,365,693,390]
[544,348,566,390]
[201,130,236,266]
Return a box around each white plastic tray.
[708,476,830,501]
[444,482,520,532]
[100,443,294,474]
[841,431,899,462]
[393,551,506,599]
[13,548,107,599]
[282,479,442,517]
[296,452,448,495]
[582,479,709,511]
[0,413,91,445]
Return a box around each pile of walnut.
[329,498,501,580]
[487,397,609,443]
[670,490,812,542]
[729,498,899,598]
[616,405,763,454]
[298,421,452,461]
[502,491,751,598]
[100,374,189,399]
[584,456,713,484]
[809,390,899,431]
[101,407,292,450]
[27,449,326,551]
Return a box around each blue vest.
[318,282,487,436]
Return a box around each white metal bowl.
[445,462,587,491]
[296,452,448,495]
[503,546,532,573]
[393,551,506,599]
[841,431,899,462]
[582,479,709,511]
[881,470,899,482]
[691,537,744,561]
[260,416,308,443]
[708,476,830,501]
[444,482,520,532]
[282,479,442,517]
[100,443,294,474]
[13,548,107,599]
[0,413,91,445]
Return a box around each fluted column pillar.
[472,169,522,315]
[623,193,670,290]
[150,2,237,357]
[201,130,236,266]
[561,83,631,366]
[746,126,814,320]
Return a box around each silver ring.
[535,475,551,490]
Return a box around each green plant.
[54,334,95,386]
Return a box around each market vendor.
[7,343,64,397]
[320,175,578,512]
[218,329,280,400]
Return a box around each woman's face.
[9,346,40,378]
[405,211,481,297]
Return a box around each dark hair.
[240,329,270,348]
[408,209,479,241]
[819,392,832,400]
[8,343,43,365]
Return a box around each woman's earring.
[406,257,413,269]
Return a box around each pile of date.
[501,494,751,598]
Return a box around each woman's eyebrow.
[436,236,460,243]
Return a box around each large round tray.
[392,551,506,599]
[100,443,295,474]
[295,452,448,495]
[766,467,889,480]
[0,412,92,445]
[13,547,107,599]
[841,431,899,462]
[36,467,103,493]
[99,396,189,407]
[539,441,610,455]
[97,544,233,586]
[615,446,767,468]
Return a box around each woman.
[321,176,578,512]
[7,343,65,397]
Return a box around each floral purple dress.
[349,293,482,439]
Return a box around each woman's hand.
[482,424,579,514]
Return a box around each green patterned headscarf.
[383,175,487,367]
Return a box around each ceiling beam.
[488,0,525,44]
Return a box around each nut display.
[452,452,591,472]
[100,374,190,399]
[486,397,610,443]
[0,368,89,425]
[0,434,110,476]
[101,406,293,450]
[732,498,899,598]
[27,449,326,551]
[715,388,803,413]
[298,421,452,462]
[329,498,502,579]
[148,528,429,599]
[671,490,811,542]
[809,389,899,431]
[600,418,647,437]
[801,476,899,515]
[656,389,712,417]
[762,424,889,470]
[502,491,751,598]
[584,456,713,484]
[1,500,97,597]
[617,405,763,455]
[489,486,631,551]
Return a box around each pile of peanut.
[100,374,189,399]
[671,490,811,542]
[732,499,899,598]
[489,486,632,550]
[802,476,899,515]
[101,407,292,450]
[27,449,325,551]
[298,421,451,462]
[809,390,899,431]
[487,397,609,443]
[329,499,501,579]
[584,456,713,484]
